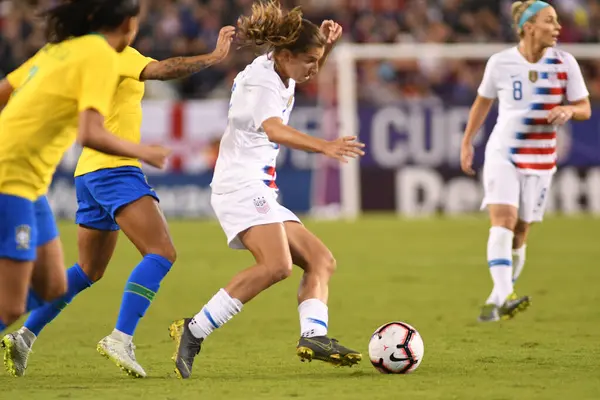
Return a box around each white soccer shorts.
[480,160,553,223]
[211,182,301,249]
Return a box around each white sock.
[486,226,514,307]
[189,289,243,340]
[110,329,133,345]
[512,245,527,283]
[298,299,328,338]
[19,327,36,348]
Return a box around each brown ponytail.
[237,0,326,54]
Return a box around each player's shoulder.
[547,47,577,65]
[242,54,283,91]
[119,46,146,59]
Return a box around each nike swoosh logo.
[304,339,333,352]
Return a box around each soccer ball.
[368,321,424,374]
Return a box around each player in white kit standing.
[460,0,591,322]
[168,1,366,378]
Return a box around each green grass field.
[2,216,600,399]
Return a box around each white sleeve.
[564,53,589,102]
[477,55,498,99]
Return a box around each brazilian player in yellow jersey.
[1,11,236,379]
[0,0,172,373]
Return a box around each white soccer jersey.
[211,54,296,193]
[478,47,589,174]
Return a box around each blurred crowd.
[2,0,600,104]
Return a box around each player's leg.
[170,222,292,379]
[285,222,361,366]
[478,162,520,321]
[3,193,117,377]
[0,194,45,376]
[92,167,175,378]
[0,194,39,331]
[512,220,530,283]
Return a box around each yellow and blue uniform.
[73,46,157,231]
[0,35,119,261]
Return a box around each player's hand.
[141,145,171,169]
[460,142,475,176]
[321,136,365,163]
[320,20,343,47]
[547,105,574,125]
[211,26,236,63]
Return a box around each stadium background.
[1,0,599,218]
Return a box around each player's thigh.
[0,194,37,320]
[239,223,292,273]
[77,225,119,282]
[482,161,520,229]
[116,196,175,262]
[284,221,335,275]
[519,174,553,224]
[31,196,66,300]
[83,166,175,262]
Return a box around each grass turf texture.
[2,216,599,399]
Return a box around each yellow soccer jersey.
[74,46,154,176]
[0,35,119,200]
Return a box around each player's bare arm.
[139,26,235,81]
[318,20,342,70]
[547,97,591,125]
[262,117,365,163]
[461,95,495,175]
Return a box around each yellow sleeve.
[6,54,38,88]
[119,46,155,81]
[77,44,119,117]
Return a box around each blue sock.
[26,289,46,313]
[24,264,93,336]
[115,254,172,336]
[0,318,6,332]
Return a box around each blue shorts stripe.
[203,308,219,329]
[488,259,512,267]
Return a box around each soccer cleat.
[97,335,147,378]
[1,332,32,377]
[169,318,202,379]
[478,304,500,322]
[296,336,362,367]
[499,293,531,320]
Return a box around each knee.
[493,216,517,231]
[263,255,293,284]
[145,243,177,264]
[0,304,26,326]
[38,277,68,302]
[79,262,106,283]
[309,252,337,278]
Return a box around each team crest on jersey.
[15,225,31,250]
[528,70,538,83]
[253,196,271,214]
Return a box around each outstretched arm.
[140,26,235,81]
[318,20,343,70]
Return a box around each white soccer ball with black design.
[368,321,424,374]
